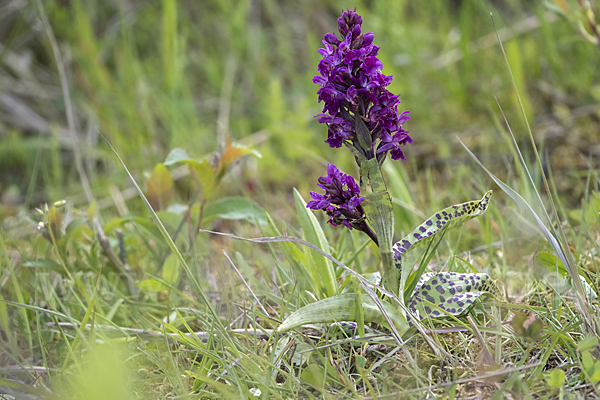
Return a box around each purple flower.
[307,164,378,244]
[313,9,412,163]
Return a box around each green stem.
[359,158,398,296]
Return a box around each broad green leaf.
[569,192,600,225]
[202,197,266,225]
[87,200,97,219]
[591,365,600,383]
[292,343,313,366]
[545,369,565,389]
[146,163,173,211]
[581,350,600,383]
[164,148,191,166]
[65,218,86,236]
[413,272,435,290]
[536,251,568,277]
[137,279,167,292]
[154,211,183,230]
[277,293,409,336]
[293,189,336,298]
[105,217,164,249]
[162,253,180,285]
[407,272,500,321]
[577,335,599,352]
[356,291,365,337]
[301,364,325,392]
[103,217,128,233]
[395,191,493,296]
[163,148,217,198]
[189,160,216,198]
[167,204,189,215]
[582,351,594,371]
[355,355,367,370]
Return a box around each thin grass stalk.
[100,134,230,340]
[491,13,597,335]
[0,237,33,353]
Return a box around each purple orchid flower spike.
[307,163,378,244]
[313,8,412,164]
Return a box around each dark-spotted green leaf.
[395,191,493,296]
[277,293,409,335]
[407,272,500,320]
[202,197,266,225]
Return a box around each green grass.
[1,0,600,398]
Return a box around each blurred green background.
[1,0,598,219]
[1,1,600,397]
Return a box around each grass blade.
[100,134,222,328]
[293,188,336,298]
[458,138,586,301]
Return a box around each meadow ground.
[1,1,600,398]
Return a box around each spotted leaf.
[394,191,493,295]
[407,272,500,320]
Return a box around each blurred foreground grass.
[1,0,600,398]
